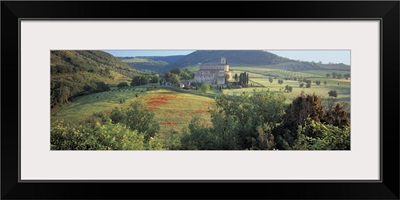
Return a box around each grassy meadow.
[52,87,215,138]
[227,66,350,105]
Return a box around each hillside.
[51,50,138,108]
[266,61,350,71]
[164,50,289,71]
[162,50,350,72]
[119,55,185,71]
[114,50,350,73]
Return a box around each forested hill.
[51,50,138,108]
[165,50,290,71]
[119,55,185,71]
[162,50,350,72]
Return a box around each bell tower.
[221,57,227,64]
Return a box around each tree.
[306,82,311,88]
[332,72,337,79]
[285,85,293,92]
[124,100,160,139]
[269,77,273,83]
[273,93,326,149]
[234,74,238,83]
[51,103,164,150]
[150,75,159,83]
[326,73,331,78]
[117,82,129,88]
[323,81,327,86]
[278,79,284,85]
[225,74,231,82]
[170,74,181,85]
[239,72,248,87]
[170,68,181,75]
[131,75,149,86]
[337,73,343,79]
[324,103,350,128]
[315,80,321,85]
[201,83,211,94]
[292,119,350,150]
[299,83,304,88]
[182,90,286,150]
[344,73,350,80]
[328,90,338,98]
[95,81,110,92]
[180,71,191,80]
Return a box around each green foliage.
[150,75,159,83]
[284,85,293,92]
[181,90,286,150]
[131,75,150,86]
[293,119,350,150]
[51,120,164,150]
[51,100,163,150]
[268,77,273,83]
[123,100,160,139]
[328,90,338,97]
[170,68,181,75]
[117,82,129,88]
[170,74,181,85]
[324,103,350,127]
[201,83,211,94]
[278,79,284,85]
[50,50,138,108]
[315,80,321,85]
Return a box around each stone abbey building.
[194,57,230,85]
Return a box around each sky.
[104,50,350,65]
[267,50,350,65]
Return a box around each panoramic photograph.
[51,50,350,150]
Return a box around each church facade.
[194,57,230,85]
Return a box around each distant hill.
[51,50,138,108]
[164,50,290,71]
[265,61,350,71]
[119,55,185,71]
[163,50,350,72]
[115,50,350,73]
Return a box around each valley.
[51,50,351,150]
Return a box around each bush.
[328,90,338,97]
[51,100,163,150]
[182,90,286,150]
[117,82,129,88]
[201,83,211,94]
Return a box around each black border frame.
[2,1,399,199]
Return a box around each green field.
[52,87,147,124]
[228,66,351,105]
[51,87,215,138]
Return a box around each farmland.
[53,66,351,132]
[52,87,214,138]
[227,66,350,106]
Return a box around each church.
[194,57,230,85]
